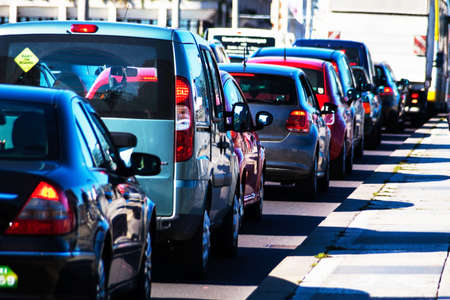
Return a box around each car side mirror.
[110,132,137,150]
[321,102,337,115]
[129,152,161,176]
[231,102,252,132]
[255,111,273,130]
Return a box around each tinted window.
[328,67,344,105]
[352,68,369,86]
[203,49,224,118]
[223,79,244,111]
[0,34,174,120]
[0,101,57,160]
[232,73,298,105]
[375,65,388,86]
[303,68,325,95]
[185,45,210,123]
[300,75,320,110]
[338,56,355,90]
[75,123,95,168]
[336,47,361,66]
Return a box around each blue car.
[251,46,365,161]
[0,84,160,300]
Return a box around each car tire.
[248,172,264,220]
[185,210,211,278]
[297,152,318,200]
[318,152,330,192]
[331,139,346,179]
[345,141,354,175]
[217,190,240,257]
[131,228,152,300]
[93,255,109,300]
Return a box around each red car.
[220,70,267,220]
[247,56,354,178]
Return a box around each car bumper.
[260,134,315,182]
[0,251,95,300]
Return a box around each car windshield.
[302,68,325,95]
[231,73,298,105]
[0,101,57,160]
[0,34,174,120]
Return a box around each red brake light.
[175,76,194,162]
[363,102,371,114]
[230,73,255,77]
[70,24,98,33]
[411,93,419,99]
[5,181,75,235]
[383,87,393,94]
[286,110,310,133]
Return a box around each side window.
[185,45,210,124]
[339,56,355,89]
[300,75,320,110]
[367,50,375,84]
[329,67,344,105]
[73,102,105,167]
[202,48,226,130]
[223,80,241,111]
[86,107,118,172]
[75,123,95,168]
[233,81,245,104]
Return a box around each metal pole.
[78,0,89,21]
[232,0,238,29]
[172,0,180,28]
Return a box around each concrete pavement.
[248,116,450,300]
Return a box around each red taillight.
[363,102,371,114]
[5,182,75,235]
[70,24,98,33]
[381,86,393,95]
[411,93,419,99]
[175,76,194,162]
[286,110,310,133]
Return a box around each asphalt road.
[149,128,417,300]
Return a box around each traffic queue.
[0,21,419,300]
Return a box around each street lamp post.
[172,0,180,28]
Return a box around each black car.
[0,85,160,300]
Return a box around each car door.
[73,101,137,286]
[200,47,233,223]
[300,74,329,169]
[86,106,145,278]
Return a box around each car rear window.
[0,101,57,160]
[352,68,368,86]
[302,68,325,95]
[0,34,174,120]
[231,73,298,105]
[333,47,361,67]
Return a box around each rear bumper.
[0,251,95,300]
[261,134,315,182]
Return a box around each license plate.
[0,266,18,288]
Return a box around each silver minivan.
[0,21,257,275]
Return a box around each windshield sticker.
[14,48,39,73]
[0,266,18,289]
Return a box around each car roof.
[0,21,197,44]
[219,62,304,78]
[294,39,367,49]
[0,84,76,106]
[252,46,340,61]
[247,56,327,70]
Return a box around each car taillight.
[363,102,371,114]
[175,76,194,162]
[381,86,393,95]
[5,182,75,235]
[411,99,419,104]
[70,24,98,33]
[411,93,419,99]
[286,110,310,133]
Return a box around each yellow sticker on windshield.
[14,48,39,73]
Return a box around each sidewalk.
[249,116,450,300]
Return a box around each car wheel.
[297,152,318,200]
[132,229,152,300]
[318,152,330,192]
[248,172,264,220]
[185,210,211,278]
[218,190,240,257]
[345,141,354,175]
[94,255,109,300]
[331,139,346,179]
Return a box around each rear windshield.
[302,69,325,95]
[231,73,298,105]
[0,101,57,160]
[331,47,361,67]
[352,68,368,86]
[0,34,174,120]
